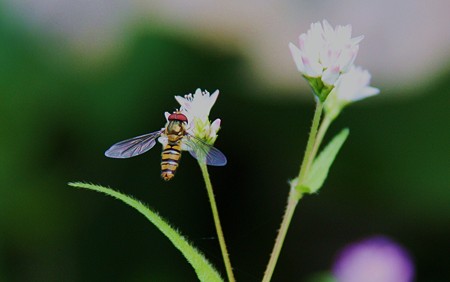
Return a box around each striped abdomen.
[161,140,182,181]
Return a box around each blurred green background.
[0,3,449,282]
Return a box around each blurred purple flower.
[333,236,414,282]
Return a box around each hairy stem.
[298,101,324,182]
[199,163,235,282]
[308,114,334,170]
[262,101,323,282]
[262,187,301,282]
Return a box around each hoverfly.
[105,111,227,181]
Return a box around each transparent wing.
[184,135,227,166]
[105,130,163,159]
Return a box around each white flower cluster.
[290,20,379,110]
[289,20,363,87]
[175,88,221,144]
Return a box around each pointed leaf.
[68,182,223,282]
[300,128,349,193]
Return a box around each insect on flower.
[104,111,227,181]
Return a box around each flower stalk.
[263,101,324,282]
[298,101,324,183]
[198,162,235,282]
[262,186,301,282]
[308,113,334,171]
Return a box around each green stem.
[308,114,334,171]
[298,101,324,182]
[262,187,301,282]
[199,163,235,282]
[262,101,323,282]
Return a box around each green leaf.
[68,182,223,282]
[299,128,349,194]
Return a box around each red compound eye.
[168,112,188,122]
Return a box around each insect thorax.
[165,120,186,143]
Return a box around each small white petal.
[209,90,220,107]
[337,24,352,41]
[289,42,306,73]
[334,66,379,102]
[353,86,380,101]
[351,35,365,45]
[338,46,359,72]
[322,66,341,86]
[322,20,333,36]
[211,118,221,131]
[174,96,191,111]
[302,55,323,77]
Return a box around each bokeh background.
[0,0,449,281]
